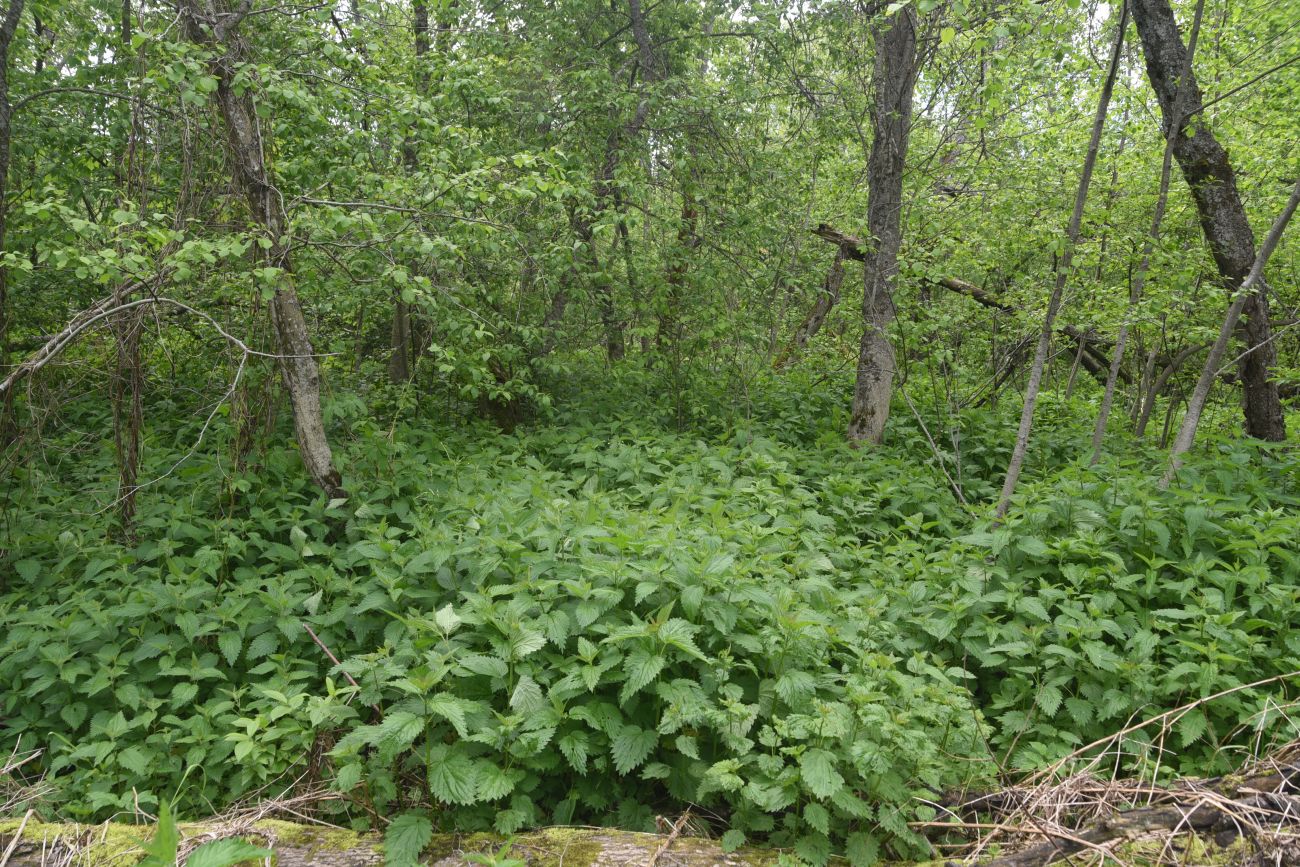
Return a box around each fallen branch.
[811,225,1121,383]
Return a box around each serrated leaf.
[846,832,881,866]
[799,748,844,799]
[611,724,657,774]
[459,654,509,678]
[217,631,242,666]
[803,802,830,835]
[186,838,274,867]
[171,682,199,705]
[434,604,461,634]
[118,747,150,776]
[559,731,589,773]
[384,813,433,867]
[428,745,478,805]
[376,711,425,752]
[1035,684,1063,717]
[719,830,745,853]
[1177,709,1208,747]
[427,693,468,737]
[510,630,546,659]
[510,674,545,714]
[620,649,665,702]
[475,762,519,801]
[245,632,278,660]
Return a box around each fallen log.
[0,819,778,867]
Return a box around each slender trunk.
[1136,341,1209,437]
[1090,1,1197,464]
[0,0,24,443]
[1161,178,1300,486]
[995,3,1125,519]
[1064,328,1088,398]
[656,183,698,352]
[387,0,429,384]
[846,7,917,445]
[569,0,659,363]
[179,0,344,500]
[1130,0,1286,442]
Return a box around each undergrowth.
[2,371,1299,863]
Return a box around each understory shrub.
[4,397,1299,863]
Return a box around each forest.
[1,0,1299,862]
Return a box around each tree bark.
[1130,0,1286,442]
[995,2,1125,520]
[846,6,917,445]
[1161,178,1300,486]
[179,0,344,500]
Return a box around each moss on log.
[0,819,788,867]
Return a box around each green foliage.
[137,801,273,867]
[6,381,1300,862]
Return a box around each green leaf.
[803,802,830,835]
[719,830,745,853]
[427,693,469,737]
[459,655,509,678]
[475,762,519,801]
[510,630,546,659]
[846,832,881,866]
[384,813,433,867]
[434,604,461,634]
[620,649,665,702]
[245,632,278,660]
[1035,684,1063,717]
[510,674,545,714]
[940,26,956,44]
[559,731,589,773]
[186,838,274,867]
[376,711,425,751]
[428,745,479,805]
[611,725,658,775]
[217,631,242,666]
[138,801,179,867]
[171,682,199,705]
[799,749,844,799]
[1177,709,1208,747]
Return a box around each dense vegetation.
[0,0,1298,862]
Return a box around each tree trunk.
[1161,178,1300,486]
[655,182,698,353]
[846,6,917,445]
[994,2,1125,520]
[0,0,24,443]
[1129,0,1286,442]
[179,0,344,500]
[387,0,429,384]
[1090,0,1201,464]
